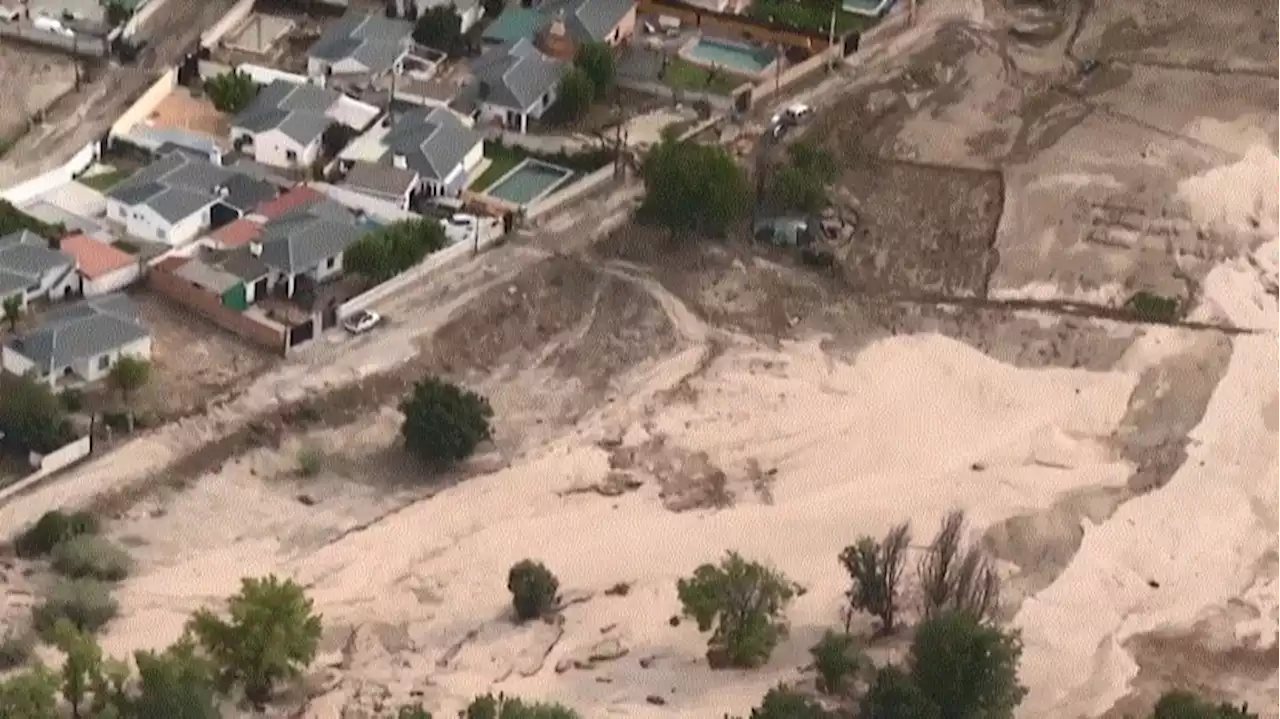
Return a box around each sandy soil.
[0,0,1275,716]
[0,45,78,141]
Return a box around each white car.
[442,213,480,244]
[785,103,813,122]
[342,309,382,335]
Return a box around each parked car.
[442,213,480,244]
[342,309,382,335]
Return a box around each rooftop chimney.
[249,241,263,257]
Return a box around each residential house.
[340,106,484,204]
[340,162,419,210]
[231,81,355,170]
[2,294,151,387]
[307,13,414,82]
[104,152,278,246]
[482,0,635,52]
[119,126,230,165]
[251,196,370,299]
[0,231,79,309]
[396,0,486,33]
[470,38,564,132]
[59,234,141,297]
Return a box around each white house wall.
[1,345,37,378]
[461,141,483,175]
[310,251,345,282]
[69,335,153,384]
[83,263,141,297]
[250,129,321,169]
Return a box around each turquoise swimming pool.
[683,37,776,76]
[485,159,574,206]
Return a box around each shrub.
[58,388,84,412]
[1125,291,1180,322]
[15,510,99,558]
[0,629,34,670]
[507,560,559,622]
[399,377,493,466]
[50,535,133,581]
[32,578,119,638]
[676,551,799,668]
[809,630,862,695]
[297,447,323,477]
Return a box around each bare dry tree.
[839,521,913,635]
[918,510,1001,622]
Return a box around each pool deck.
[484,158,576,207]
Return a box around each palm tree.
[3,294,22,332]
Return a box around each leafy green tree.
[507,560,559,621]
[908,611,1026,719]
[1151,691,1257,719]
[394,705,434,718]
[15,510,99,558]
[640,136,750,239]
[550,67,596,124]
[399,377,493,465]
[860,665,942,719]
[203,71,258,114]
[107,355,150,432]
[344,234,396,282]
[0,664,59,719]
[464,693,580,719]
[188,575,322,708]
[132,636,222,719]
[0,200,60,238]
[412,6,465,54]
[345,219,447,282]
[675,551,799,668]
[744,685,835,718]
[768,141,838,214]
[0,373,74,454]
[574,42,615,97]
[839,521,911,634]
[3,293,21,331]
[53,621,104,719]
[808,630,862,695]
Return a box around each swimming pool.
[683,37,776,76]
[484,159,575,206]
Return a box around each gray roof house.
[341,161,419,207]
[2,293,151,386]
[0,231,78,306]
[250,196,370,297]
[383,106,483,182]
[307,13,414,79]
[104,151,277,246]
[542,0,636,44]
[230,80,367,170]
[470,39,564,130]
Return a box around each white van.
[34,16,69,35]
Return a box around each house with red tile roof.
[59,234,142,297]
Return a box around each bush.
[399,377,493,466]
[1125,291,1180,322]
[58,388,84,412]
[464,693,580,719]
[15,510,100,558]
[676,551,799,668]
[297,447,323,477]
[50,535,133,581]
[0,630,34,670]
[809,630,862,695]
[32,578,119,638]
[507,560,559,622]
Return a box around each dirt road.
[0,0,237,187]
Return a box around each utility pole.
[827,8,836,72]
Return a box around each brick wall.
[147,270,287,355]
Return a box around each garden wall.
[148,266,287,354]
[748,42,842,105]
[109,68,178,139]
[0,141,100,205]
[526,165,619,222]
[201,0,258,48]
[28,435,92,473]
[615,77,738,113]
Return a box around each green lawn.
[78,169,129,191]
[662,57,746,97]
[470,144,526,191]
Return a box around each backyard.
[470,144,524,191]
[662,56,747,95]
[77,168,129,191]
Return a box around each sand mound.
[1177,146,1280,241]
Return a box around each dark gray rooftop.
[106,152,277,221]
[471,39,564,112]
[309,12,413,76]
[0,231,75,295]
[233,80,343,144]
[343,161,418,197]
[7,294,150,374]
[543,0,635,43]
[381,106,483,181]
[256,198,369,274]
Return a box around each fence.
[337,227,506,319]
[147,266,288,354]
[0,25,109,56]
[0,141,101,205]
[748,42,842,105]
[637,0,840,51]
[0,435,93,503]
[526,164,619,221]
[109,68,178,139]
[28,435,93,473]
[201,0,258,48]
[616,77,738,113]
[122,0,171,39]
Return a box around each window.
[325,256,336,269]
[97,355,110,371]
[286,149,298,162]
[158,228,166,240]
[26,283,39,293]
